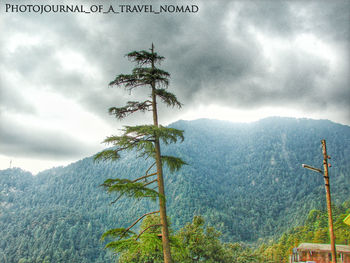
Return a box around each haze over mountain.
[1,117,349,262]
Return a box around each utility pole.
[302,139,337,263]
[321,139,337,263]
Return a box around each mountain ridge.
[1,117,350,262]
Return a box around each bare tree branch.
[133,172,157,183]
[143,179,157,187]
[145,162,156,175]
[111,194,124,205]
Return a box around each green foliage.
[118,234,164,263]
[95,125,184,159]
[116,214,166,262]
[155,88,182,108]
[105,239,139,254]
[95,45,185,262]
[164,117,350,242]
[259,201,350,263]
[101,228,135,241]
[224,243,261,263]
[109,67,169,90]
[94,149,122,161]
[101,178,159,201]
[118,215,260,263]
[174,215,228,262]
[127,50,165,66]
[161,155,187,173]
[109,101,152,119]
[0,168,117,263]
[1,117,350,262]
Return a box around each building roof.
[297,243,350,254]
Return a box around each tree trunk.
[151,44,173,263]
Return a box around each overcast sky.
[0,0,349,174]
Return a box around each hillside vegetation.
[259,201,350,262]
[1,117,349,262]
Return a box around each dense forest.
[1,117,350,262]
[258,201,350,262]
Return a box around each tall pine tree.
[95,44,185,263]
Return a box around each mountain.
[1,117,350,262]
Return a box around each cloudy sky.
[0,0,349,174]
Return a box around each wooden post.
[321,139,337,263]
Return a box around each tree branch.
[133,172,157,183]
[155,88,182,108]
[145,162,156,175]
[127,50,165,66]
[120,211,160,240]
[135,224,162,241]
[109,174,157,204]
[110,168,157,204]
[143,179,157,187]
[110,194,124,204]
[109,101,152,119]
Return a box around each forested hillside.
[1,117,349,262]
[259,201,350,262]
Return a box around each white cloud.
[0,0,349,174]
